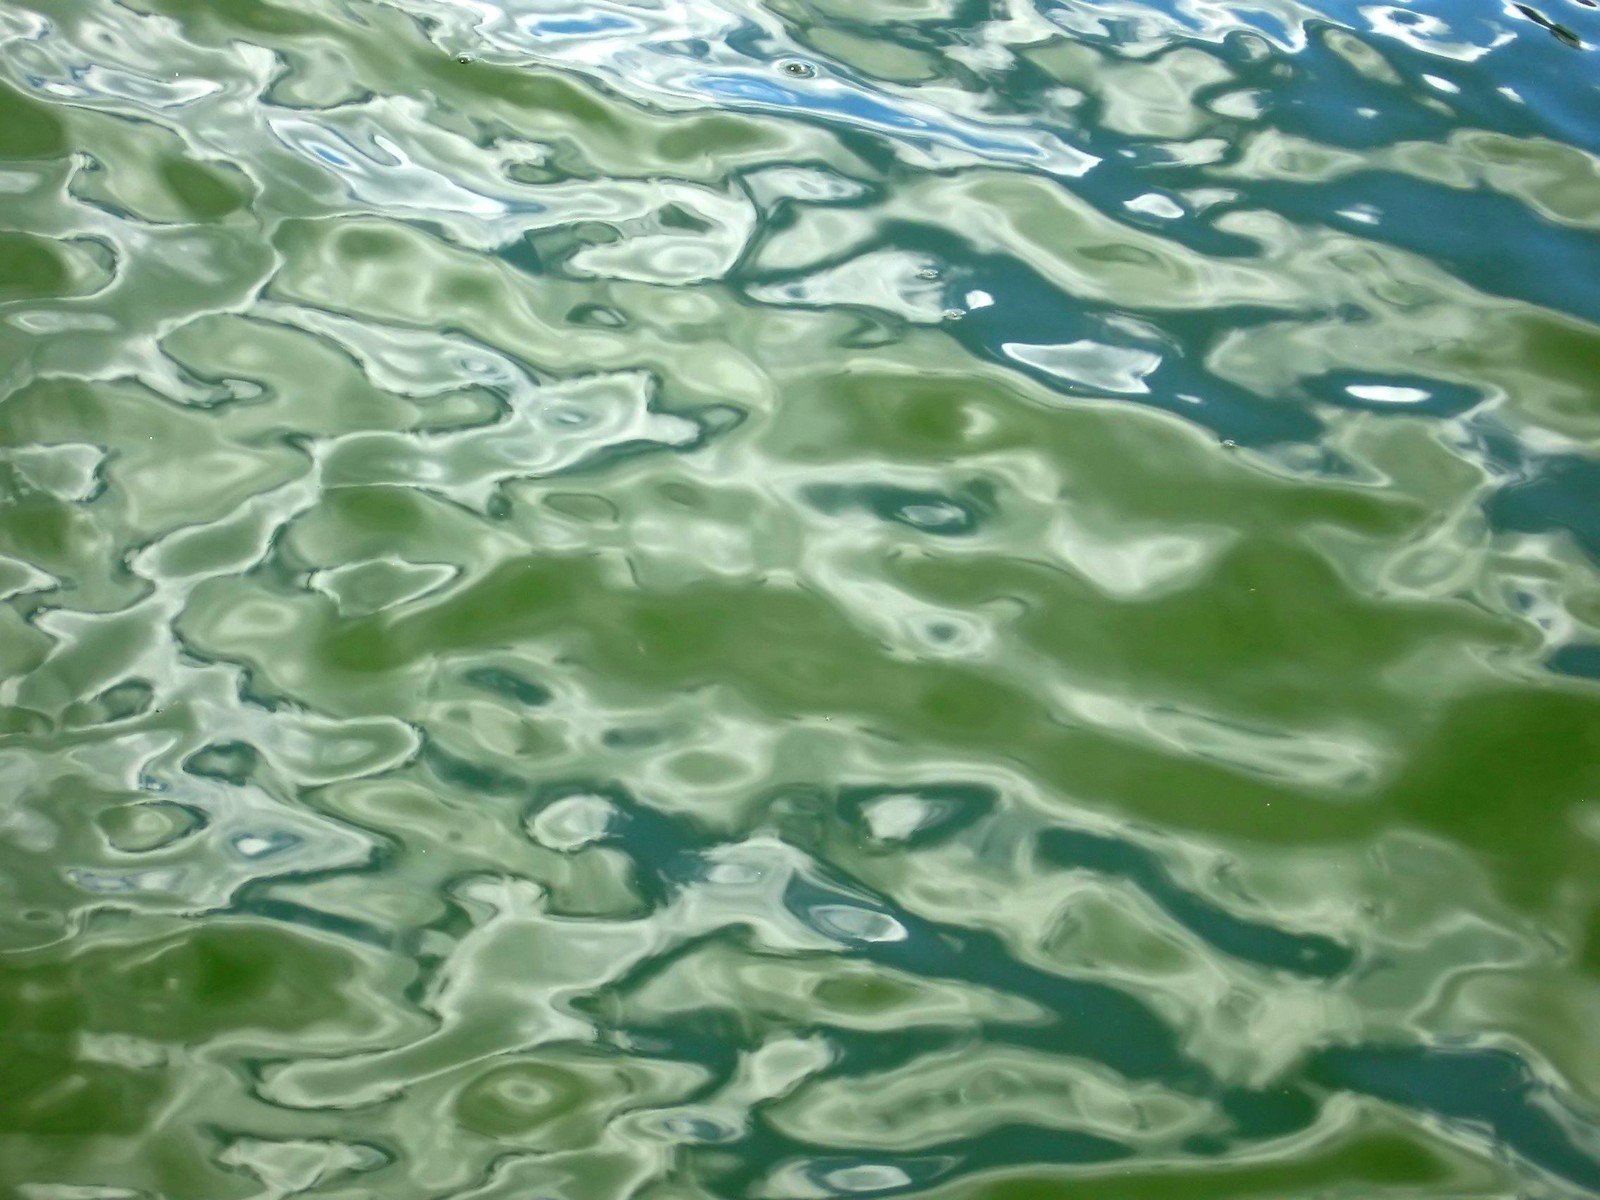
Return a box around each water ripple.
[3,0,1600,1194]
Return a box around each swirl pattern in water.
[4,0,1600,1194]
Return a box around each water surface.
[4,0,1600,1195]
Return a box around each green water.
[4,0,1600,1194]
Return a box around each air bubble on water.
[808,903,907,943]
[862,793,937,842]
[526,793,616,852]
[822,1164,913,1193]
[705,860,765,885]
[779,59,816,78]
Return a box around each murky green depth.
[4,0,1600,1194]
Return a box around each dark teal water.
[4,0,1600,1195]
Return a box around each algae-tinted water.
[3,0,1600,1195]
